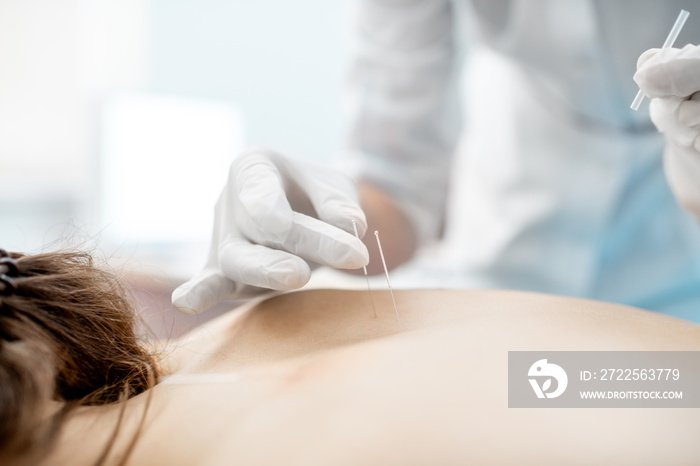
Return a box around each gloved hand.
[634,44,700,220]
[172,148,369,314]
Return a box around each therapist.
[173,0,700,322]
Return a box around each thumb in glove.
[172,148,369,314]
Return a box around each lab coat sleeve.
[341,0,462,244]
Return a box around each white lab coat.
[344,0,700,321]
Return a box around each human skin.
[43,290,700,465]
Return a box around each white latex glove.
[172,148,369,314]
[634,44,700,220]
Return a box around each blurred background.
[0,0,352,336]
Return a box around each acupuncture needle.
[374,230,403,330]
[631,9,690,111]
[352,220,377,318]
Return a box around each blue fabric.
[346,0,700,323]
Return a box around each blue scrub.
[344,0,700,321]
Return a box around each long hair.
[0,250,159,464]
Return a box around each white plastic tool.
[631,9,690,111]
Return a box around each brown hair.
[0,250,159,465]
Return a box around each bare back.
[46,290,700,465]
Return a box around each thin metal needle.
[352,220,377,318]
[374,230,403,330]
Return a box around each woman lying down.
[1,249,699,466]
